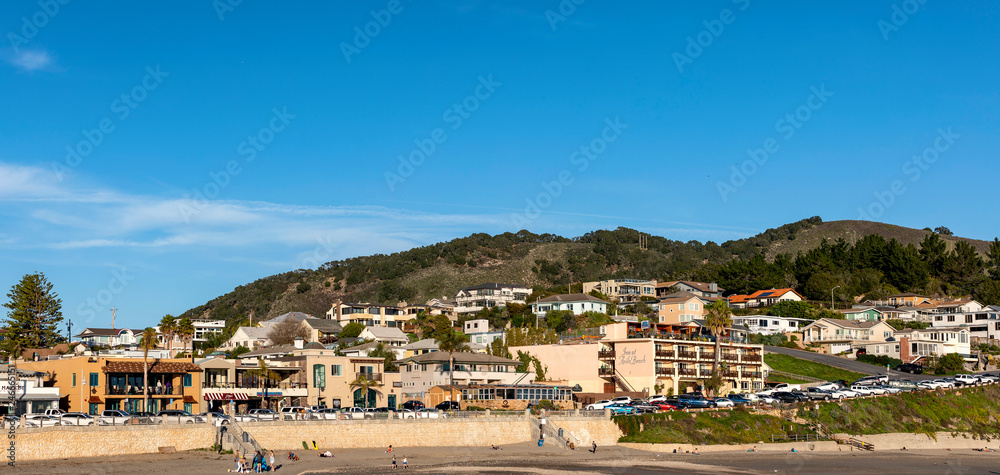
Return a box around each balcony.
[655,367,674,376]
[676,350,697,359]
[701,352,716,361]
[742,354,762,362]
[655,349,675,358]
[598,366,615,377]
[677,368,697,376]
[598,349,615,359]
[741,372,763,379]
[356,372,382,382]
[106,386,178,396]
[721,353,739,362]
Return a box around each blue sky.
[2,1,998,330]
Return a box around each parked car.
[895,363,923,374]
[854,375,889,386]
[980,374,998,384]
[59,412,96,426]
[802,387,839,401]
[132,411,159,424]
[932,379,956,389]
[606,403,637,415]
[728,395,754,406]
[199,411,231,426]
[628,399,658,414]
[755,393,779,405]
[156,410,204,424]
[586,400,613,410]
[396,409,417,420]
[663,397,690,409]
[677,395,715,408]
[653,402,678,411]
[737,393,759,403]
[311,408,343,420]
[1,415,19,429]
[771,391,808,403]
[280,406,309,420]
[712,397,735,408]
[43,409,66,417]
[955,374,979,386]
[23,414,62,427]
[435,401,461,411]
[876,385,901,394]
[757,383,792,396]
[415,408,445,419]
[647,395,667,404]
[610,396,633,405]
[98,410,133,426]
[848,385,878,397]
[401,400,425,411]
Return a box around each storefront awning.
[203,392,250,401]
[182,395,198,403]
[88,396,103,403]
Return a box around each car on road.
[435,401,461,411]
[606,403,637,415]
[59,412,97,426]
[401,400,425,411]
[771,391,808,404]
[415,408,446,419]
[728,395,754,406]
[628,399,658,414]
[199,411,231,426]
[98,410,133,426]
[895,363,924,374]
[677,395,715,408]
[586,400,613,410]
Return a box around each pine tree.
[2,272,65,357]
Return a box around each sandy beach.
[10,442,1000,474]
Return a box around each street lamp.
[831,285,841,311]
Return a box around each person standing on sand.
[269,451,275,471]
[392,455,397,469]
[590,441,597,453]
[402,456,408,469]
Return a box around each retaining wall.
[12,424,215,461]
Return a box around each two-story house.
[454,283,530,314]
[398,352,527,402]
[653,294,705,325]
[583,279,657,303]
[655,281,724,299]
[800,318,895,354]
[531,293,609,317]
[731,315,812,335]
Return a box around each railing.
[741,372,763,378]
[356,372,382,382]
[655,367,674,375]
[202,381,309,390]
[655,350,675,358]
[598,366,615,377]
[770,433,829,443]
[598,350,615,359]
[743,354,762,362]
[677,368,697,376]
[106,386,176,395]
[701,352,716,361]
[722,354,739,362]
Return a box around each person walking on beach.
[269,451,275,471]
[392,455,397,469]
[590,441,597,453]
[402,456,408,469]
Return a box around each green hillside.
[178,217,1000,326]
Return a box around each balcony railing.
[655,367,674,375]
[722,354,739,362]
[677,368,697,376]
[598,366,615,377]
[701,352,716,361]
[741,372,763,378]
[742,354,762,362]
[356,372,382,382]
[676,350,697,359]
[655,349,675,358]
[106,386,177,396]
[598,349,615,359]
[201,381,308,390]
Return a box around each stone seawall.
[242,417,535,450]
[13,424,215,462]
[550,417,623,447]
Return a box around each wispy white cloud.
[7,49,57,72]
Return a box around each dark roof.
[102,361,201,374]
[303,342,326,350]
[400,352,520,366]
[459,283,528,291]
[658,281,725,293]
[535,293,608,304]
[77,328,129,337]
[303,319,343,332]
[241,344,297,357]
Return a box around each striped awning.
[203,392,250,401]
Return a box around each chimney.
[899,336,910,362]
[294,337,304,349]
[335,299,342,321]
[709,282,718,292]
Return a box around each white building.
[0,365,61,415]
[454,283,530,314]
[531,293,609,317]
[731,315,812,335]
[358,326,410,347]
[223,326,271,350]
[855,327,972,363]
[462,319,505,346]
[582,279,657,303]
[75,328,142,348]
[398,352,527,400]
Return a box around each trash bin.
[558,428,564,438]
[243,432,249,443]
[538,439,544,447]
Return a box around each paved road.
[763,345,940,381]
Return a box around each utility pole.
[110,307,117,329]
[67,319,73,342]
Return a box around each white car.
[980,374,998,383]
[837,388,860,398]
[414,408,445,419]
[586,400,612,410]
[280,406,309,420]
[59,412,97,426]
[341,407,370,420]
[877,385,901,394]
[739,393,759,402]
[713,398,735,408]
[24,414,62,427]
[932,379,955,389]
[610,396,633,405]
[954,374,979,386]
[757,383,792,396]
[755,393,778,405]
[917,380,942,390]
[396,409,417,420]
[849,385,878,396]
[648,395,667,404]
[98,410,133,425]
[311,408,343,420]
[814,383,840,392]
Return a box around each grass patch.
[764,353,866,383]
[768,373,812,384]
[615,408,816,444]
[800,385,1000,439]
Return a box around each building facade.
[583,279,657,303]
[398,352,527,402]
[531,293,609,317]
[454,283,530,314]
[731,315,811,335]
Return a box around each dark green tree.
[339,322,364,339]
[941,241,984,294]
[2,272,65,356]
[919,232,947,277]
[987,238,1000,280]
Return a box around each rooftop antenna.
[111,307,117,329]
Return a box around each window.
[184,402,193,413]
[332,364,342,376]
[72,373,77,387]
[89,403,98,415]
[966,315,973,323]
[313,364,326,389]
[948,315,956,322]
[183,374,192,387]
[89,372,99,387]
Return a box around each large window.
[332,365,342,376]
[89,403,98,415]
[89,373,99,387]
[183,374,192,387]
[313,364,326,389]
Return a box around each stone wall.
[243,417,536,450]
[550,417,623,446]
[13,424,215,461]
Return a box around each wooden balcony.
[677,368,697,376]
[655,366,674,375]
[676,350,697,359]
[743,354,762,362]
[598,366,615,377]
[655,349,675,358]
[598,349,615,359]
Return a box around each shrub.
[857,354,902,368]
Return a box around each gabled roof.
[267,312,314,324]
[728,294,751,303]
[747,288,804,300]
[77,328,132,337]
[233,326,270,340]
[534,293,608,304]
[102,360,201,374]
[240,344,297,358]
[657,281,725,293]
[360,326,409,341]
[302,319,343,333]
[341,341,380,353]
[402,338,440,351]
[836,307,876,314]
[803,318,888,330]
[656,291,704,304]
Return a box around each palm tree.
[177,317,195,363]
[349,373,383,408]
[139,327,158,413]
[703,299,732,396]
[435,329,470,409]
[248,357,279,410]
[159,314,176,356]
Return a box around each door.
[387,394,396,410]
